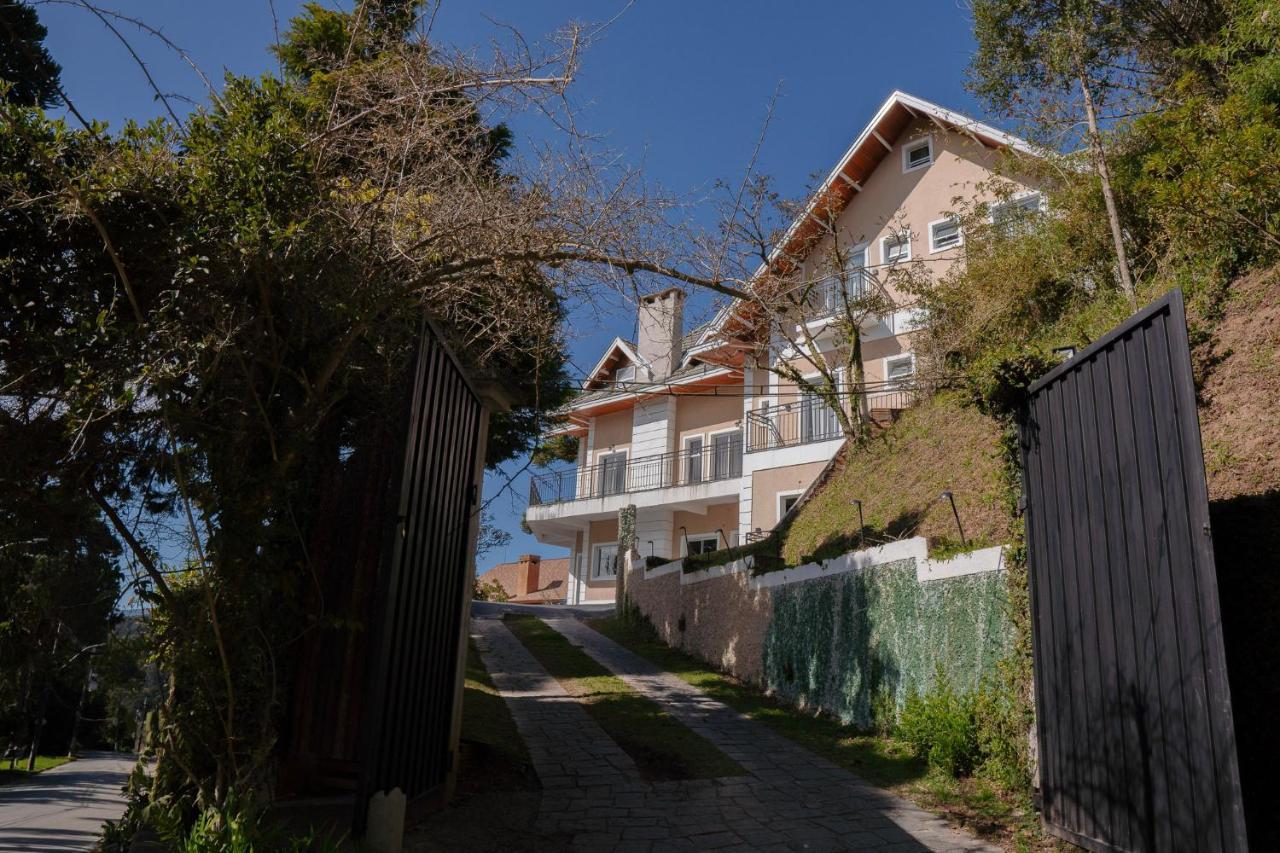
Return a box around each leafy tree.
[968,0,1140,306]
[0,1,62,108]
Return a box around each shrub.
[473,578,509,602]
[897,674,981,778]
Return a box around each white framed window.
[928,217,963,253]
[885,354,916,385]
[682,434,704,484]
[684,534,719,557]
[596,450,627,496]
[902,137,933,173]
[615,364,636,382]
[991,192,1045,233]
[592,542,619,579]
[777,490,803,523]
[881,231,911,265]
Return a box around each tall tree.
[0,1,62,108]
[968,0,1139,308]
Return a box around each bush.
[681,535,782,575]
[473,578,509,602]
[897,674,981,778]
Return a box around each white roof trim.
[583,337,646,389]
[567,364,737,411]
[704,90,1045,341]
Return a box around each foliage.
[472,577,509,602]
[897,675,982,778]
[679,535,781,575]
[530,433,579,467]
[475,511,511,560]
[962,345,1060,421]
[168,795,345,853]
[0,1,62,108]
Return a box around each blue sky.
[37,1,991,570]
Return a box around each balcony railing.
[745,382,919,453]
[529,433,744,506]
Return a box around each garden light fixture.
[940,490,967,546]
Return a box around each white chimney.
[636,288,685,381]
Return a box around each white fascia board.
[565,365,737,413]
[582,337,647,389]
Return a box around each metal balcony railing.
[528,433,744,506]
[744,381,919,453]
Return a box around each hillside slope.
[780,392,1011,564]
[1194,265,1280,501]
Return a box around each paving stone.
[471,611,1002,853]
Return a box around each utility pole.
[67,663,98,758]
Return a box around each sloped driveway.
[472,609,997,852]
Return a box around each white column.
[635,507,675,563]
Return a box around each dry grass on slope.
[781,392,1013,566]
[1194,265,1280,501]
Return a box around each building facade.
[524,91,1043,604]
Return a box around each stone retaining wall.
[619,538,1012,726]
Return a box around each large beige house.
[524,91,1043,604]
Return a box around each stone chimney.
[516,554,541,597]
[636,287,685,381]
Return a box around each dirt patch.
[1193,264,1280,500]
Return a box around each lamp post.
[851,499,865,548]
[940,491,967,546]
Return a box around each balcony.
[745,382,918,453]
[529,434,744,507]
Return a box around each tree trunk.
[1076,63,1137,310]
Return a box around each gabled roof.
[694,90,1044,355]
[582,337,644,391]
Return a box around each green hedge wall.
[762,559,1011,729]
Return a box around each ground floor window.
[685,534,719,556]
[592,542,618,579]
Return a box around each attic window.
[902,138,933,173]
[616,365,636,382]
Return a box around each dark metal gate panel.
[355,319,487,829]
[1019,290,1247,852]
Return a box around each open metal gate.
[354,319,489,831]
[1019,290,1247,852]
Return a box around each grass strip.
[0,754,72,787]
[503,614,744,782]
[458,638,538,794]
[588,615,1041,848]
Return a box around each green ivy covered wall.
[762,559,1011,728]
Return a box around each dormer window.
[902,137,933,173]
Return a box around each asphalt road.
[0,752,135,852]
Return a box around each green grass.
[589,615,1044,849]
[0,754,72,787]
[502,614,744,782]
[780,392,1011,566]
[457,638,538,795]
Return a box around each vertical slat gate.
[355,319,487,831]
[1019,290,1247,852]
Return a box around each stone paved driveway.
[472,612,999,852]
